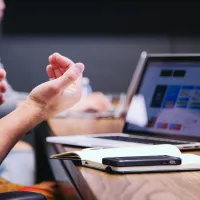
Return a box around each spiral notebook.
[50,145,200,174]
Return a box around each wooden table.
[48,117,200,200]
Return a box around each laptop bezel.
[123,53,200,142]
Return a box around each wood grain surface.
[48,117,124,136]
[48,117,200,200]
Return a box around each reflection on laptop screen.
[126,60,200,137]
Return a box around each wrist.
[19,99,47,122]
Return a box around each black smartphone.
[102,155,182,167]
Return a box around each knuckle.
[0,81,7,93]
[49,52,59,63]
[67,71,78,82]
[53,52,59,61]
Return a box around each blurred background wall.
[1,0,200,93]
[1,36,170,93]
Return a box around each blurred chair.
[0,191,46,199]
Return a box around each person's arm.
[0,53,84,163]
[0,101,45,161]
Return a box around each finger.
[54,69,63,78]
[0,81,7,93]
[75,75,83,91]
[66,74,83,93]
[0,93,4,105]
[46,65,56,79]
[60,68,66,74]
[49,52,74,70]
[0,68,6,81]
[47,64,66,79]
[54,63,84,93]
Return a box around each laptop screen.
[125,57,200,139]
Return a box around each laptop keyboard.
[96,136,186,145]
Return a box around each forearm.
[0,100,45,163]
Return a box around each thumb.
[54,62,84,93]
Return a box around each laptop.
[47,52,200,150]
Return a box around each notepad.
[50,144,200,173]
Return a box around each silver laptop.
[47,52,200,150]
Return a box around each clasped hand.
[0,53,85,119]
[28,53,85,119]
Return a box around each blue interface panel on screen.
[126,61,200,137]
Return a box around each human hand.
[69,92,113,112]
[27,53,84,119]
[0,68,7,105]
